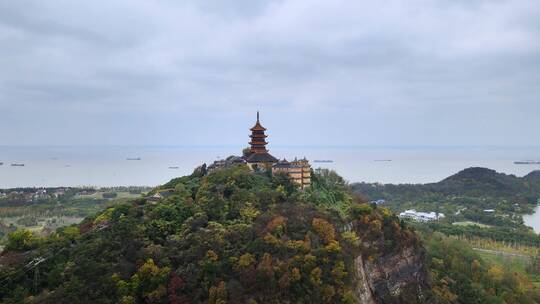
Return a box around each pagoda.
[244,111,278,168]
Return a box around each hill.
[432,167,538,197]
[0,166,431,304]
[353,167,540,205]
[525,170,540,183]
[350,167,540,243]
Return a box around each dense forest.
[0,166,539,303]
[0,166,430,303]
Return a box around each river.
[523,205,540,234]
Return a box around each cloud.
[0,0,539,145]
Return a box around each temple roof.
[273,159,291,168]
[250,122,266,131]
[249,140,268,145]
[246,152,278,163]
[249,133,267,138]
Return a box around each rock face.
[353,245,431,303]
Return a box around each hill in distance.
[431,167,540,198]
[524,170,540,182]
[433,167,526,195]
[353,167,540,203]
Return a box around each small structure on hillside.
[399,209,445,222]
[208,156,246,172]
[370,199,386,205]
[147,189,175,203]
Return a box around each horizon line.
[1,144,540,149]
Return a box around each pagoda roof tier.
[249,134,268,138]
[249,140,268,145]
[250,122,266,131]
[246,152,278,163]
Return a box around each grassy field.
[477,251,540,287]
[450,234,540,256]
[73,191,143,200]
[0,191,143,242]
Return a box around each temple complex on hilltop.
[243,112,311,189]
[207,112,311,189]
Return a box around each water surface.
[523,205,540,234]
[0,146,539,188]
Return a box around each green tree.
[5,229,38,252]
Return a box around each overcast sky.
[0,0,539,147]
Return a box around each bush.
[349,203,373,218]
[103,192,118,199]
[5,229,39,252]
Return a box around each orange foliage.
[312,218,335,243]
[266,216,286,233]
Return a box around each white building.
[399,209,445,222]
[370,199,386,205]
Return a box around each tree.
[5,229,38,252]
[115,259,170,303]
[208,281,227,304]
[312,218,335,243]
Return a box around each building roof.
[250,122,266,131]
[246,152,278,163]
[399,209,445,220]
[227,156,247,163]
[158,189,175,198]
[273,159,291,168]
[208,156,247,171]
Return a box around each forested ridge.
[0,166,429,303]
[1,165,539,303]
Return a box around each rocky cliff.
[354,245,430,303]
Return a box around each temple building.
[244,111,279,170]
[272,158,311,189]
[243,112,311,189]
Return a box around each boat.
[374,159,392,162]
[169,166,179,169]
[313,160,334,163]
[126,157,142,161]
[11,163,25,167]
[514,160,540,165]
[0,162,3,166]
